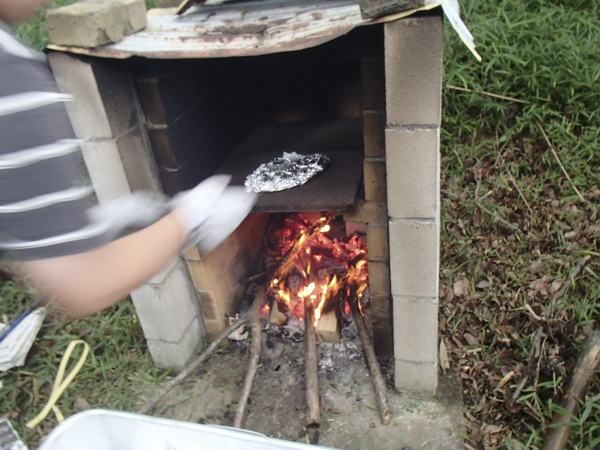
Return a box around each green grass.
[0,277,170,447]
[440,0,600,448]
[4,0,600,448]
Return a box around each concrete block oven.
[47,0,443,394]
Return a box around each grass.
[0,277,170,447]
[2,0,600,448]
[440,0,600,447]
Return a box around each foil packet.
[244,152,331,193]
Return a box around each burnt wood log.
[305,297,321,427]
[542,330,600,450]
[348,290,392,425]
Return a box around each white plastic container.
[38,409,334,450]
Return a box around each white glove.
[87,190,170,242]
[170,175,258,254]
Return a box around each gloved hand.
[87,190,170,242]
[170,175,258,254]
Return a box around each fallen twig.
[542,330,600,450]
[139,313,250,415]
[512,256,593,404]
[511,327,544,405]
[233,285,266,428]
[472,201,521,232]
[506,167,534,216]
[545,255,592,319]
[534,119,585,203]
[348,291,392,425]
[446,84,531,104]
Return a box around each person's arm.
[12,212,186,318]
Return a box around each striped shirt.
[0,23,109,260]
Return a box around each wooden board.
[216,119,364,213]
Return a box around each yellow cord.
[26,340,90,429]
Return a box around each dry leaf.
[454,278,470,297]
[439,339,450,372]
[550,279,564,294]
[529,259,543,274]
[463,333,480,346]
[564,231,577,240]
[473,207,482,228]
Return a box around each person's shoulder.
[0,22,46,64]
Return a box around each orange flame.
[265,213,370,328]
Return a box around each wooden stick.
[542,330,600,450]
[348,292,392,425]
[511,327,544,404]
[446,84,531,104]
[139,313,249,415]
[233,285,266,428]
[305,297,321,427]
[535,119,586,203]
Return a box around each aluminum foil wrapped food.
[244,152,331,193]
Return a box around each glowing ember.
[265,213,369,332]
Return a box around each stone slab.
[47,0,147,48]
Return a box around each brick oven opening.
[132,23,390,354]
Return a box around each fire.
[265,213,369,330]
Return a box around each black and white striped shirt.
[0,23,109,260]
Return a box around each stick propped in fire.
[347,265,393,425]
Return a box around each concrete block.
[384,14,443,126]
[366,223,388,261]
[389,219,439,298]
[393,296,438,364]
[131,259,202,343]
[47,0,147,48]
[47,52,112,139]
[363,110,386,158]
[370,294,393,357]
[364,159,387,202]
[79,139,131,203]
[395,359,438,395]
[343,200,388,224]
[145,317,205,371]
[116,128,161,192]
[368,261,390,296]
[386,128,439,219]
[361,58,385,110]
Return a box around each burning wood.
[264,213,366,336]
[315,307,341,343]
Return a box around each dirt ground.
[149,317,465,450]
